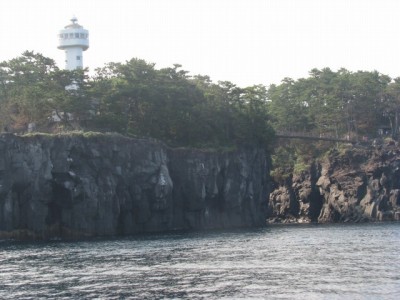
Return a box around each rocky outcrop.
[268,162,323,223]
[268,141,400,223]
[0,133,269,239]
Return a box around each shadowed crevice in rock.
[308,163,324,221]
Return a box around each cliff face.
[268,142,400,223]
[0,133,269,239]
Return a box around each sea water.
[0,223,399,299]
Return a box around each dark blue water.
[1,223,399,299]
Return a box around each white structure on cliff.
[57,16,89,70]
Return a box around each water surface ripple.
[1,223,399,299]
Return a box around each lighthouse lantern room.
[57,16,89,70]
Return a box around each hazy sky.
[1,0,399,86]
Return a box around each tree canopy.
[0,51,90,131]
[267,67,398,139]
[0,52,274,148]
[2,52,400,150]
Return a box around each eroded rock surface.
[0,133,269,239]
[268,142,400,223]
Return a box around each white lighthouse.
[57,16,89,70]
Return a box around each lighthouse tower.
[57,16,89,70]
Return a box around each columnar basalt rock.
[0,133,270,239]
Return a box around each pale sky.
[1,0,399,87]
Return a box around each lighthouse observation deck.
[57,17,89,50]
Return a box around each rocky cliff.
[268,141,400,223]
[0,133,269,239]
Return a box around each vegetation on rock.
[2,52,400,174]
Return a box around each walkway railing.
[276,131,356,143]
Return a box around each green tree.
[381,77,400,138]
[267,77,311,133]
[90,58,274,148]
[0,51,91,131]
